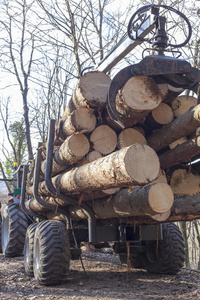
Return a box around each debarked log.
[26,144,160,197]
[147,104,200,151]
[159,136,200,169]
[41,133,90,175]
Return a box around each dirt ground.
[1,249,200,300]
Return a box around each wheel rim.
[24,236,30,268]
[35,238,40,273]
[2,214,10,250]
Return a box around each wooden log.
[27,144,160,197]
[162,85,184,104]
[112,76,167,127]
[171,95,197,118]
[78,150,102,166]
[58,144,160,194]
[117,76,167,111]
[41,133,90,175]
[62,71,111,120]
[90,125,117,155]
[26,194,200,224]
[144,103,174,129]
[117,128,147,149]
[169,137,188,149]
[170,169,200,196]
[62,108,97,137]
[159,136,200,169]
[147,104,200,151]
[152,169,167,184]
[68,182,174,219]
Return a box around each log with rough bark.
[67,182,174,219]
[117,128,147,149]
[62,71,111,120]
[170,169,200,196]
[144,102,174,129]
[171,95,197,118]
[27,144,160,196]
[159,136,200,169]
[41,133,90,175]
[61,108,97,137]
[90,125,117,155]
[147,104,200,151]
[25,193,200,224]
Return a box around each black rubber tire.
[24,223,38,277]
[33,220,70,285]
[119,254,144,269]
[143,223,185,275]
[1,204,28,257]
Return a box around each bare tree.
[0,0,39,161]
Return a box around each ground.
[0,249,200,300]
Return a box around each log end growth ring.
[149,183,174,213]
[124,144,160,185]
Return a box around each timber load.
[25,71,200,225]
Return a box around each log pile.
[25,71,200,224]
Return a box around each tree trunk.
[27,144,160,196]
[117,128,147,149]
[147,104,200,151]
[159,136,200,169]
[41,133,90,175]
[90,125,117,155]
[61,108,97,137]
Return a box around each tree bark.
[147,104,200,151]
[27,144,160,196]
[159,136,200,169]
[92,182,174,218]
[41,133,90,175]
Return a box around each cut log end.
[170,169,200,196]
[62,107,97,137]
[90,125,117,155]
[121,76,163,111]
[171,95,198,118]
[151,102,174,125]
[125,144,160,184]
[73,71,111,108]
[148,183,174,213]
[68,133,90,158]
[118,128,147,149]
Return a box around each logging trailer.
[1,4,200,285]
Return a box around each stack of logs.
[25,71,200,224]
